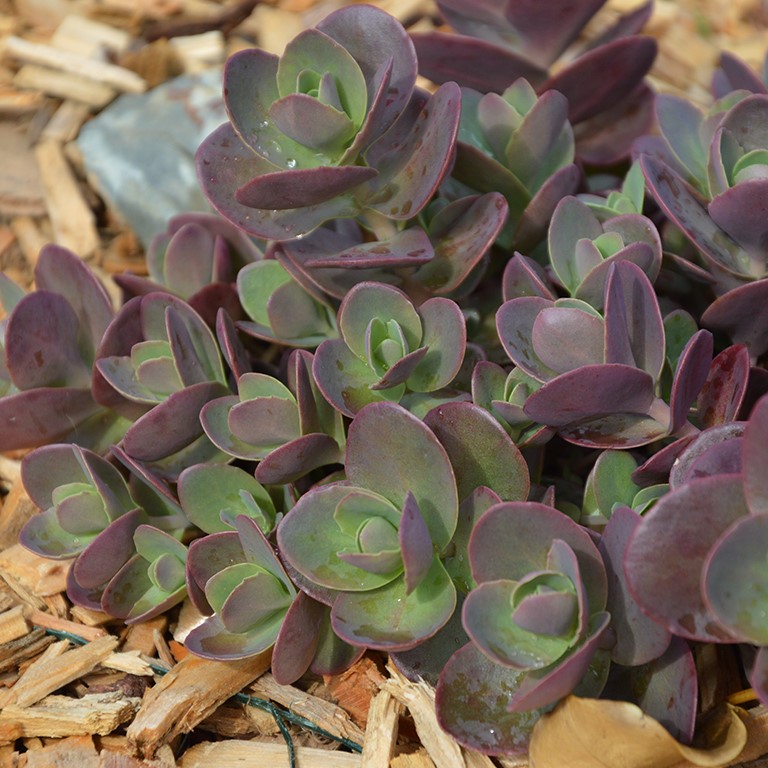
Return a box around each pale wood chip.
[0,543,70,601]
[250,672,366,746]
[0,605,29,644]
[0,691,140,741]
[2,634,119,708]
[0,628,54,674]
[361,688,401,768]
[9,215,48,267]
[177,739,362,768]
[126,649,272,758]
[0,479,37,551]
[101,651,154,677]
[14,64,116,107]
[26,610,109,642]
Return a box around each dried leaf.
[528,696,746,768]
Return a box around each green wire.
[38,627,363,766]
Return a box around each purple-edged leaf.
[186,531,246,614]
[0,388,101,452]
[709,180,768,256]
[744,394,768,514]
[371,347,429,390]
[655,94,707,185]
[524,364,655,427]
[277,484,400,592]
[640,154,748,279]
[702,280,768,357]
[309,609,366,676]
[604,261,665,382]
[255,434,343,485]
[559,412,667,449]
[368,82,461,219]
[411,32,548,93]
[532,307,605,374]
[216,309,251,381]
[197,123,360,240]
[5,292,91,389]
[542,37,656,124]
[183,607,284,660]
[470,502,607,613]
[66,563,101,611]
[272,591,326,685]
[161,223,216,299]
[331,557,455,650]
[496,296,559,381]
[668,422,746,489]
[668,329,713,434]
[548,196,603,293]
[415,193,507,294]
[598,507,671,666]
[200,395,267,459]
[424,402,529,503]
[624,474,747,641]
[501,254,555,302]
[121,381,229,462]
[436,642,541,756]
[507,612,611,712]
[713,52,768,98]
[632,435,696,485]
[703,513,768,644]
[463,579,574,670]
[698,344,750,428]
[345,402,457,549]
[504,0,607,65]
[72,509,147,590]
[586,0,653,48]
[219,571,292,633]
[407,298,466,391]
[236,165,378,210]
[34,244,113,354]
[308,226,433,268]
[399,492,433,594]
[227,397,300,449]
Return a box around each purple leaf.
[542,37,657,124]
[121,381,229,462]
[532,307,605,374]
[744,393,768,514]
[501,253,555,301]
[523,364,655,427]
[702,280,768,357]
[307,226,433,268]
[709,180,768,255]
[411,32,548,93]
[268,94,356,152]
[254,433,342,485]
[655,94,707,183]
[399,492,433,594]
[668,329,713,434]
[598,507,671,666]
[668,422,746,489]
[713,51,768,98]
[697,344,751,428]
[436,642,541,755]
[272,591,326,685]
[496,296,559,381]
[236,165,378,210]
[424,401,529,502]
[624,474,747,641]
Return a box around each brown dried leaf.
[528,697,747,768]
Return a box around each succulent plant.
[197,4,461,240]
[115,213,264,326]
[313,281,466,416]
[412,0,658,162]
[496,261,713,448]
[200,349,345,484]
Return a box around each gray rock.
[78,69,227,247]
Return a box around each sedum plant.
[11,2,768,762]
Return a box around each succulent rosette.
[93,292,230,474]
[313,281,466,417]
[115,213,264,326]
[197,4,460,239]
[448,78,579,250]
[412,0,657,163]
[19,444,140,559]
[236,260,337,347]
[435,500,610,754]
[496,261,714,448]
[185,515,297,659]
[200,350,345,484]
[277,402,459,650]
[0,245,128,452]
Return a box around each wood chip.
[0,479,38,551]
[9,215,48,267]
[122,616,167,657]
[50,14,131,59]
[383,662,466,768]
[35,139,99,257]
[26,610,109,642]
[391,750,435,768]
[0,121,46,217]
[324,655,386,728]
[3,36,147,93]
[250,672,366,746]
[101,651,154,677]
[15,65,116,108]
[69,605,112,627]
[361,688,401,768]
[177,739,362,768]
[1,634,119,708]
[0,606,30,645]
[0,691,140,740]
[0,543,70,601]
[0,628,54,675]
[197,701,281,738]
[0,86,45,115]
[126,649,272,758]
